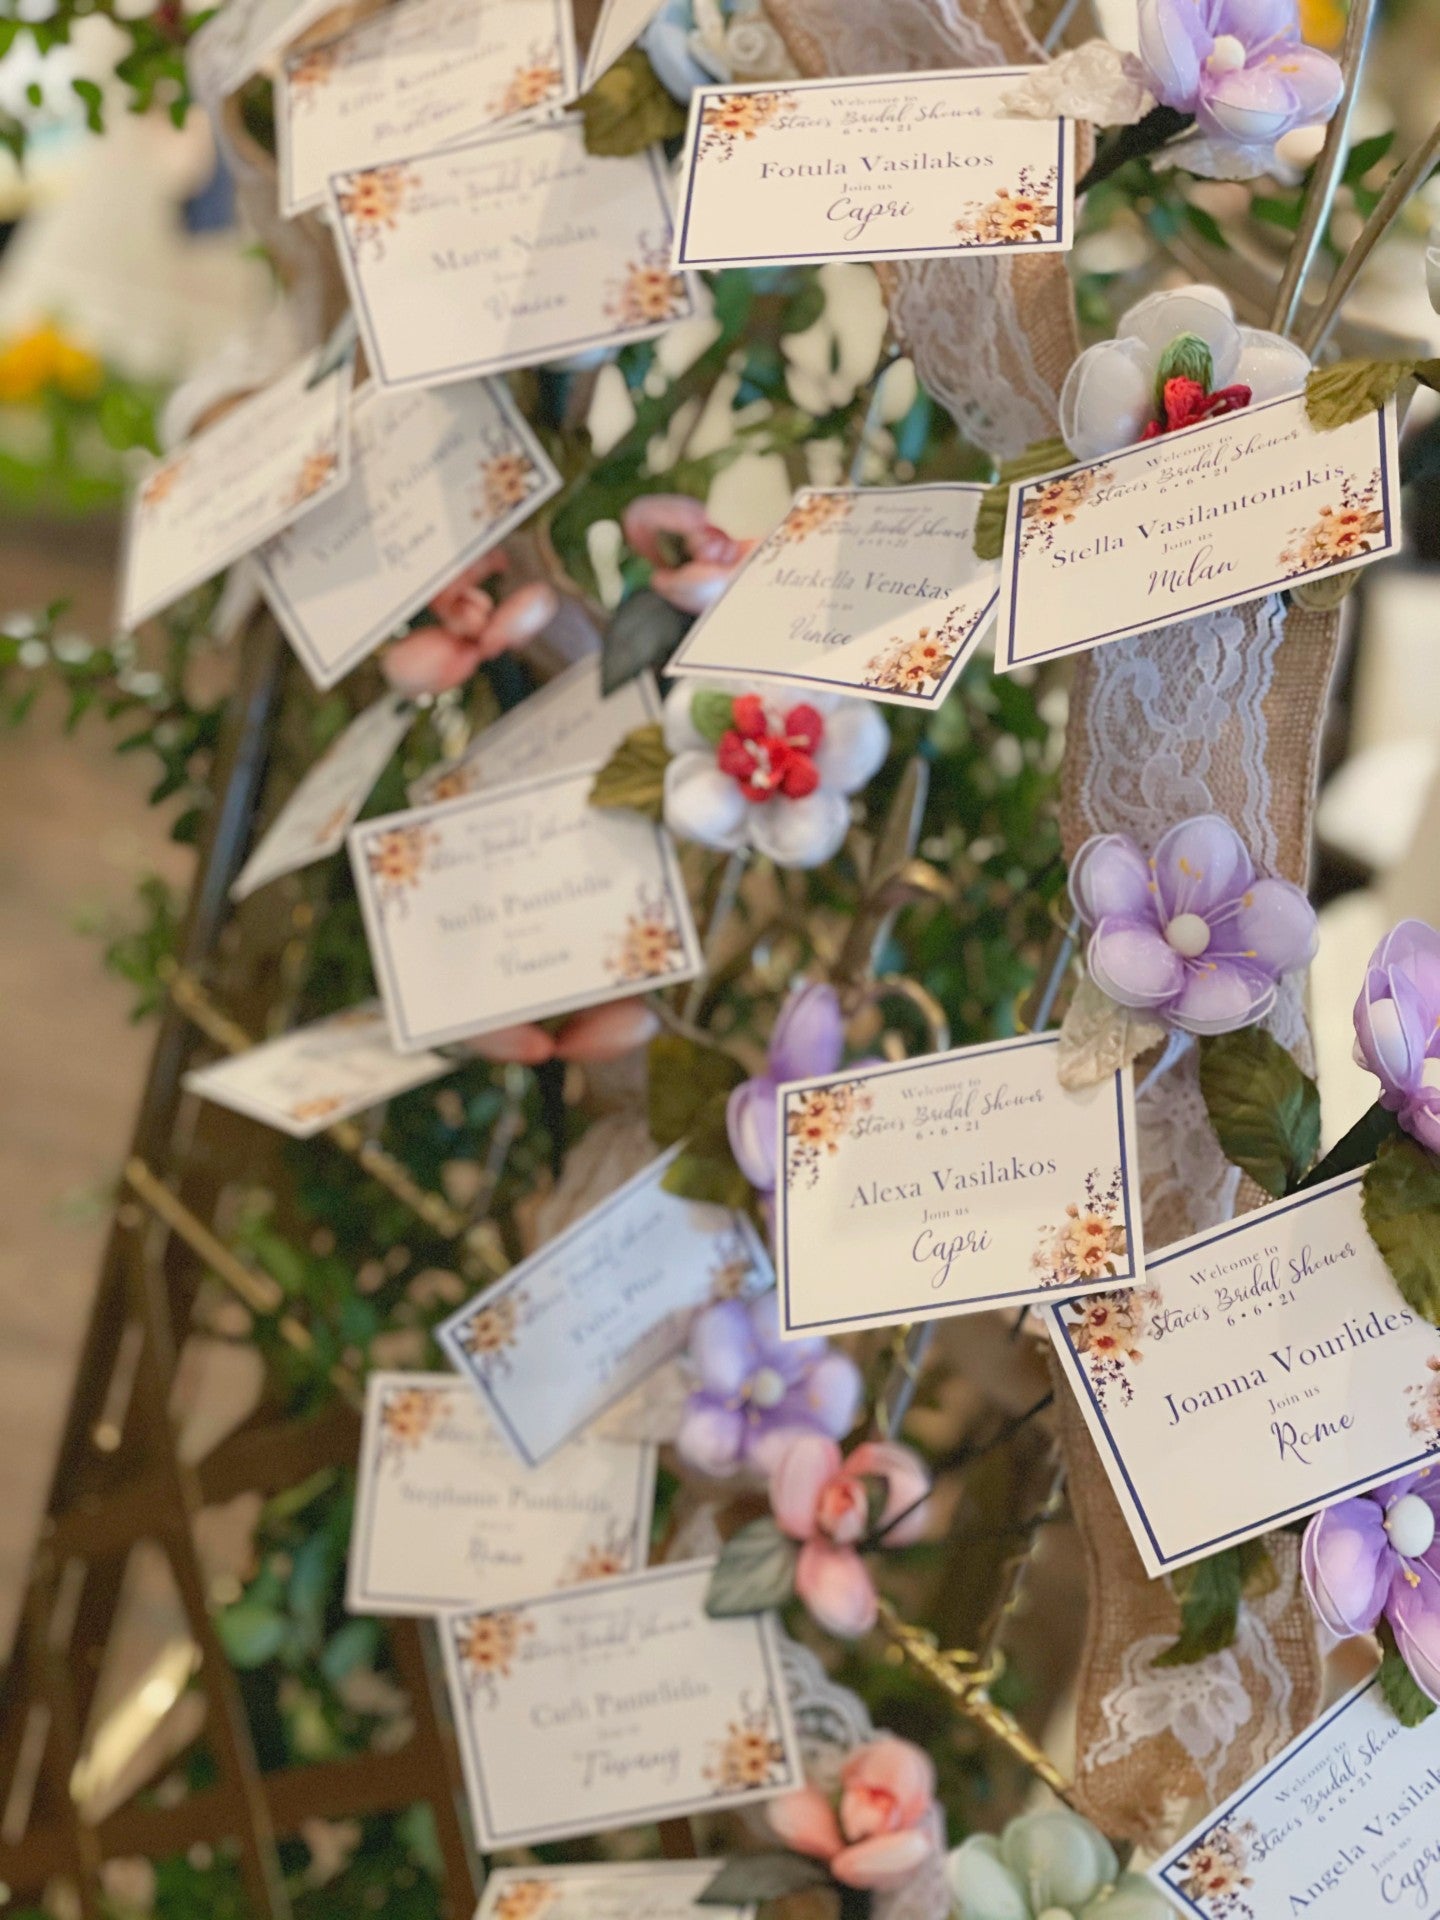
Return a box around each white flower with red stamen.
[662,679,888,870]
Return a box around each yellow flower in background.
[0,322,103,404]
[1299,0,1345,50]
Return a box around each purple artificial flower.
[1070,813,1318,1036]
[727,982,845,1193]
[1138,0,1343,152]
[1354,920,1440,1157]
[675,1289,863,1478]
[1303,1471,1440,1703]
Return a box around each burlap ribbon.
[764,0,1328,1844]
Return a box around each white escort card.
[231,693,411,901]
[668,484,999,708]
[776,1031,1142,1338]
[328,118,696,392]
[438,1560,803,1848]
[580,0,664,89]
[1151,1675,1440,1919]
[348,765,702,1051]
[277,0,577,215]
[120,349,353,631]
[1047,1171,1440,1577]
[347,1372,656,1615]
[188,0,340,105]
[253,378,559,690]
[182,1002,451,1137]
[673,69,1073,270]
[409,657,660,803]
[477,1862,753,1920]
[438,1150,770,1465]
[996,393,1401,672]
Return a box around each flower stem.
[1074,105,1193,196]
[682,846,750,1023]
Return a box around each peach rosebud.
[456,1024,557,1066]
[815,1474,870,1546]
[845,1441,932,1545]
[382,627,483,697]
[554,998,660,1062]
[429,552,504,640]
[767,1784,843,1862]
[482,580,559,657]
[833,1827,936,1891]
[794,1539,878,1639]
[839,1736,936,1837]
[621,492,753,615]
[771,1433,843,1540]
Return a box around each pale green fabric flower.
[947,1811,1175,1919]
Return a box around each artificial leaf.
[589,723,668,819]
[577,48,686,156]
[699,1856,833,1905]
[1199,1027,1321,1198]
[1378,1618,1438,1727]
[601,588,693,695]
[1298,1099,1402,1191]
[1153,1540,1270,1667]
[648,1034,746,1146]
[1058,975,1167,1092]
[215,1599,288,1669]
[1362,1136,1440,1323]
[691,688,736,746]
[1305,357,1440,432]
[661,1148,751,1209]
[705,1517,799,1617]
[974,435,1075,560]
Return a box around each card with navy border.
[437,1149,770,1465]
[476,1861,754,1920]
[438,1559,802,1848]
[409,657,661,804]
[119,347,353,631]
[579,0,663,89]
[776,1030,1143,1339]
[182,1001,451,1138]
[347,765,702,1052]
[1046,1171,1440,1578]
[1149,1673,1440,1919]
[277,0,576,216]
[667,484,999,708]
[231,692,411,901]
[995,392,1401,673]
[346,1372,657,1616]
[327,118,697,394]
[672,69,1073,271]
[253,378,559,690]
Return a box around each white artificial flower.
[1001,41,1154,125]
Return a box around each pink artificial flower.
[456,998,659,1067]
[621,493,755,614]
[769,1736,940,1891]
[382,549,559,695]
[770,1433,931,1639]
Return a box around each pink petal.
[794,1539,878,1638]
[840,1736,936,1829]
[456,1023,556,1065]
[771,1433,844,1539]
[553,997,658,1061]
[845,1441,931,1545]
[768,1786,844,1861]
[381,627,483,697]
[481,582,558,657]
[651,556,748,614]
[833,1830,935,1891]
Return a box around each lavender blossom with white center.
[1138,0,1343,153]
[1353,920,1440,1156]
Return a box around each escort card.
[437,1150,770,1464]
[188,0,340,104]
[580,0,664,89]
[409,657,660,803]
[328,118,696,392]
[348,766,702,1051]
[477,1862,753,1920]
[996,393,1401,672]
[347,1372,656,1614]
[673,69,1073,270]
[668,484,999,707]
[120,349,353,630]
[232,693,411,901]
[253,378,560,689]
[1150,1675,1440,1919]
[183,1002,451,1137]
[1047,1172,1440,1577]
[777,1031,1142,1338]
[277,0,577,215]
[438,1560,803,1847]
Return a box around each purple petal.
[1388,1559,1440,1705]
[1216,0,1299,42]
[1223,878,1317,974]
[749,1287,828,1378]
[1375,920,1440,1011]
[1087,919,1186,1010]
[1355,976,1428,1099]
[799,1351,863,1438]
[727,1076,779,1191]
[1200,66,1300,145]
[1302,1500,1391,1635]
[1152,814,1255,921]
[688,1297,758,1397]
[675,1396,747,1477]
[1258,43,1343,121]
[770,982,845,1083]
[1169,958,1276,1035]
[1403,1089,1440,1158]
[1069,834,1156,930]
[1137,0,1207,108]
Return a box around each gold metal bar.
[1302,114,1440,357]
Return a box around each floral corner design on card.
[363,823,439,916]
[1406,1356,1440,1454]
[492,1883,558,1920]
[953,165,1059,246]
[698,90,796,160]
[709,1226,760,1301]
[286,43,337,102]
[562,1522,636,1587]
[1059,1283,1161,1413]
[140,457,185,513]
[476,445,543,522]
[451,1607,534,1706]
[284,434,341,511]
[606,884,686,987]
[704,1696,788,1794]
[784,1080,872,1190]
[1278,469,1385,577]
[286,1093,345,1128]
[335,165,420,258]
[377,1383,454,1468]
[764,491,853,550]
[604,240,689,330]
[1173,1818,1258,1919]
[1018,463,1117,555]
[488,42,564,120]
[862,601,976,700]
[454,1288,528,1383]
[1032,1167,1129,1289]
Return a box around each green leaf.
[1363,1136,1440,1323]
[577,48,686,157]
[1298,1099,1402,1191]
[705,1518,799,1618]
[974,435,1074,560]
[601,587,692,695]
[215,1599,288,1669]
[1343,128,1396,185]
[661,1150,752,1209]
[1305,357,1440,431]
[1378,1617,1438,1726]
[1153,1541,1270,1667]
[1183,202,1229,250]
[1250,193,1302,232]
[1199,1028,1321,1199]
[690,688,736,746]
[699,1856,833,1905]
[589,723,668,819]
[648,1034,746,1147]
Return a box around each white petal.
[813,701,888,795]
[748,790,849,869]
[663,754,749,851]
[1233,327,1311,404]
[1060,339,1155,459]
[1118,285,1241,385]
